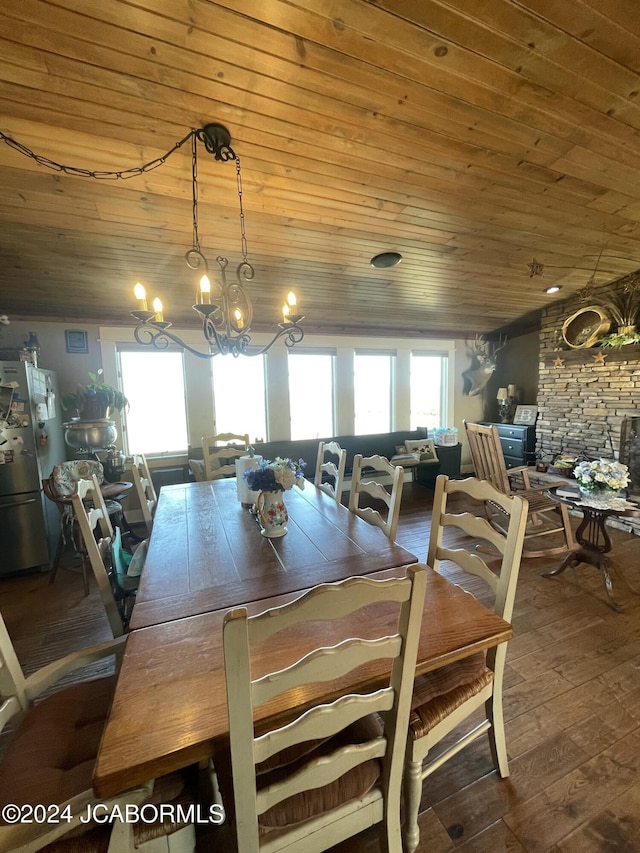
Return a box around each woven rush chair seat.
[0,676,117,818]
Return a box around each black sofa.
[251,429,461,490]
[185,428,461,490]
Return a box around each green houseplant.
[61,371,129,420]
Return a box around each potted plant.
[61,371,129,421]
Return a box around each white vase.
[256,490,288,537]
[235,455,263,506]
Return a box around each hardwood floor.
[2,481,640,851]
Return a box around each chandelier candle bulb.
[152,298,163,322]
[233,308,245,330]
[199,275,211,305]
[134,282,148,311]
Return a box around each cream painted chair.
[71,475,139,637]
[464,420,575,557]
[402,475,528,852]
[0,604,196,853]
[348,453,404,540]
[130,452,157,535]
[201,432,250,480]
[0,610,196,853]
[314,439,347,502]
[216,564,427,852]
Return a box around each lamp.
[497,385,517,423]
[131,124,304,358]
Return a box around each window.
[212,355,266,443]
[118,350,188,454]
[410,352,447,430]
[354,351,393,434]
[288,351,334,439]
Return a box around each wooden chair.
[314,439,347,502]
[403,475,528,853]
[201,432,250,480]
[216,564,427,852]
[0,609,196,853]
[348,453,404,540]
[43,460,124,595]
[464,420,575,558]
[130,452,157,535]
[71,475,138,637]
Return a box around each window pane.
[354,353,392,434]
[119,351,188,454]
[212,356,266,443]
[288,353,334,439]
[410,354,446,430]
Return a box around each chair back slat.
[348,453,404,540]
[253,636,402,706]
[130,453,157,535]
[71,476,127,637]
[314,440,347,503]
[201,432,250,480]
[464,422,512,494]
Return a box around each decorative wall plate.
[561,305,611,349]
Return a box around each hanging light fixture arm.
[131,309,305,358]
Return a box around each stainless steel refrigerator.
[0,361,67,575]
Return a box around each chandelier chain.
[1,122,305,357]
[0,129,194,179]
[235,156,248,264]
[191,132,200,255]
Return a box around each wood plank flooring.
[2,481,640,852]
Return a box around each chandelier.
[130,123,304,358]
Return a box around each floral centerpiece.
[244,458,306,538]
[244,457,306,492]
[573,458,630,497]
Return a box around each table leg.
[542,506,622,612]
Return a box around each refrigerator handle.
[0,497,38,510]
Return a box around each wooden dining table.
[94,563,513,798]
[129,478,417,629]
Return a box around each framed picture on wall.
[65,329,88,354]
[513,405,538,425]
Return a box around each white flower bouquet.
[573,458,630,493]
[244,457,306,492]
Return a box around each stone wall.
[537,278,640,532]
[538,283,640,462]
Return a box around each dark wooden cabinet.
[416,443,462,487]
[481,422,536,470]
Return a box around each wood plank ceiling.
[1,0,640,340]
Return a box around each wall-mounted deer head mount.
[462,334,507,396]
